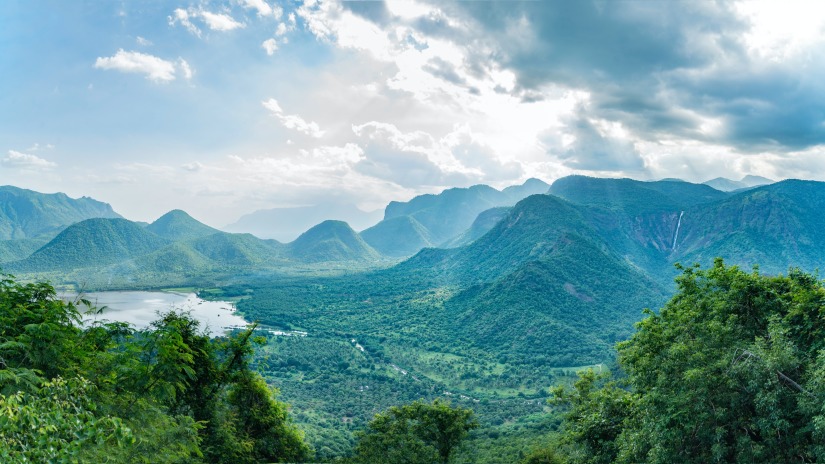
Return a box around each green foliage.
[0,272,310,463]
[353,399,478,464]
[0,376,134,463]
[554,260,825,463]
[228,371,311,462]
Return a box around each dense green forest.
[7,260,825,463]
[0,273,309,463]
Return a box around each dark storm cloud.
[438,0,825,153]
[550,106,646,172]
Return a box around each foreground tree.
[554,260,825,463]
[0,272,309,463]
[353,399,478,464]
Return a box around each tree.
[554,260,825,463]
[0,272,310,462]
[353,399,478,464]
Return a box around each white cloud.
[169,8,245,35]
[262,38,279,55]
[2,150,57,169]
[168,8,201,37]
[262,98,325,138]
[239,0,282,18]
[94,50,192,82]
[177,58,193,80]
[136,36,152,46]
[199,11,245,31]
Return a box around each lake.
[61,291,249,333]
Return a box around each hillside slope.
[0,186,121,240]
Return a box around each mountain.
[0,186,121,240]
[440,206,511,248]
[549,175,728,214]
[9,218,169,272]
[0,238,48,263]
[703,175,774,192]
[360,216,435,257]
[501,177,551,202]
[287,220,381,263]
[373,178,550,256]
[673,180,825,275]
[189,232,282,266]
[224,203,383,242]
[145,210,219,241]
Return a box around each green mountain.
[9,218,169,272]
[189,232,283,266]
[373,179,550,256]
[0,186,121,240]
[384,193,669,363]
[440,206,511,248]
[548,175,728,214]
[145,209,219,241]
[672,180,825,275]
[501,177,552,202]
[0,238,48,263]
[287,220,380,263]
[360,216,435,257]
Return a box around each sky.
[2,0,825,228]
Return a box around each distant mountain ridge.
[703,175,774,192]
[362,178,550,256]
[0,186,121,240]
[224,203,383,242]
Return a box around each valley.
[4,174,825,461]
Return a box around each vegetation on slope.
[9,218,169,271]
[0,273,310,463]
[287,220,381,263]
[0,185,121,240]
[145,209,219,241]
[550,260,825,463]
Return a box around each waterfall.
[672,211,684,249]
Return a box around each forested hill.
[0,185,121,240]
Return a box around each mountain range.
[3,175,823,293]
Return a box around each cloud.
[136,36,152,46]
[94,50,192,82]
[443,1,825,154]
[554,115,645,172]
[199,11,245,31]
[262,98,325,138]
[181,162,204,172]
[2,150,57,169]
[238,0,282,18]
[168,8,201,37]
[262,38,278,55]
[169,8,245,35]
[351,121,524,188]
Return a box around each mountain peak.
[146,209,218,241]
[288,220,380,263]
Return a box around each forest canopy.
[0,273,310,463]
[552,260,825,463]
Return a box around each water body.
[62,291,249,333]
